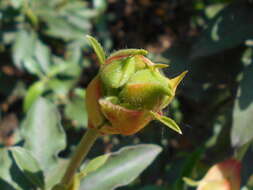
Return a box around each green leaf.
[44,17,88,41]
[23,81,46,112]
[231,63,253,147]
[23,58,44,77]
[47,60,70,77]
[93,0,107,13]
[21,98,66,171]
[150,111,182,134]
[10,147,45,188]
[64,15,91,31]
[191,2,253,58]
[80,144,162,190]
[64,89,87,128]
[69,154,110,190]
[0,148,17,190]
[47,58,82,97]
[86,35,106,65]
[12,30,51,75]
[0,148,35,190]
[79,154,110,177]
[9,0,24,8]
[12,30,36,69]
[65,42,83,65]
[45,159,69,190]
[34,39,51,74]
[205,3,226,19]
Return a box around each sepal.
[169,71,188,93]
[86,35,106,65]
[86,76,105,128]
[108,49,148,59]
[150,111,182,134]
[99,99,152,135]
[100,57,136,88]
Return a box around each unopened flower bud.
[184,159,241,190]
[86,35,187,135]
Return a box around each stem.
[60,128,100,187]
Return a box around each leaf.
[93,0,107,13]
[56,1,97,19]
[64,89,88,128]
[23,58,44,76]
[68,154,110,190]
[150,111,182,134]
[79,154,110,177]
[191,2,253,58]
[0,148,17,190]
[0,148,36,190]
[86,35,106,65]
[9,0,24,8]
[10,147,45,188]
[44,17,87,41]
[47,58,82,96]
[12,30,36,69]
[45,159,69,190]
[21,98,66,171]
[12,30,51,74]
[231,63,253,147]
[205,3,226,19]
[65,15,91,31]
[47,63,69,77]
[37,1,96,42]
[80,144,162,190]
[23,81,46,112]
[65,42,83,65]
[34,39,51,74]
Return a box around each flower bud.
[86,35,187,135]
[184,159,241,190]
[197,159,241,190]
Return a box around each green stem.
[60,128,100,187]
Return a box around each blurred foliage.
[1,0,253,190]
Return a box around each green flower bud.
[86,35,187,135]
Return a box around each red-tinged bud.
[85,35,187,135]
[197,159,241,190]
[184,159,241,190]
